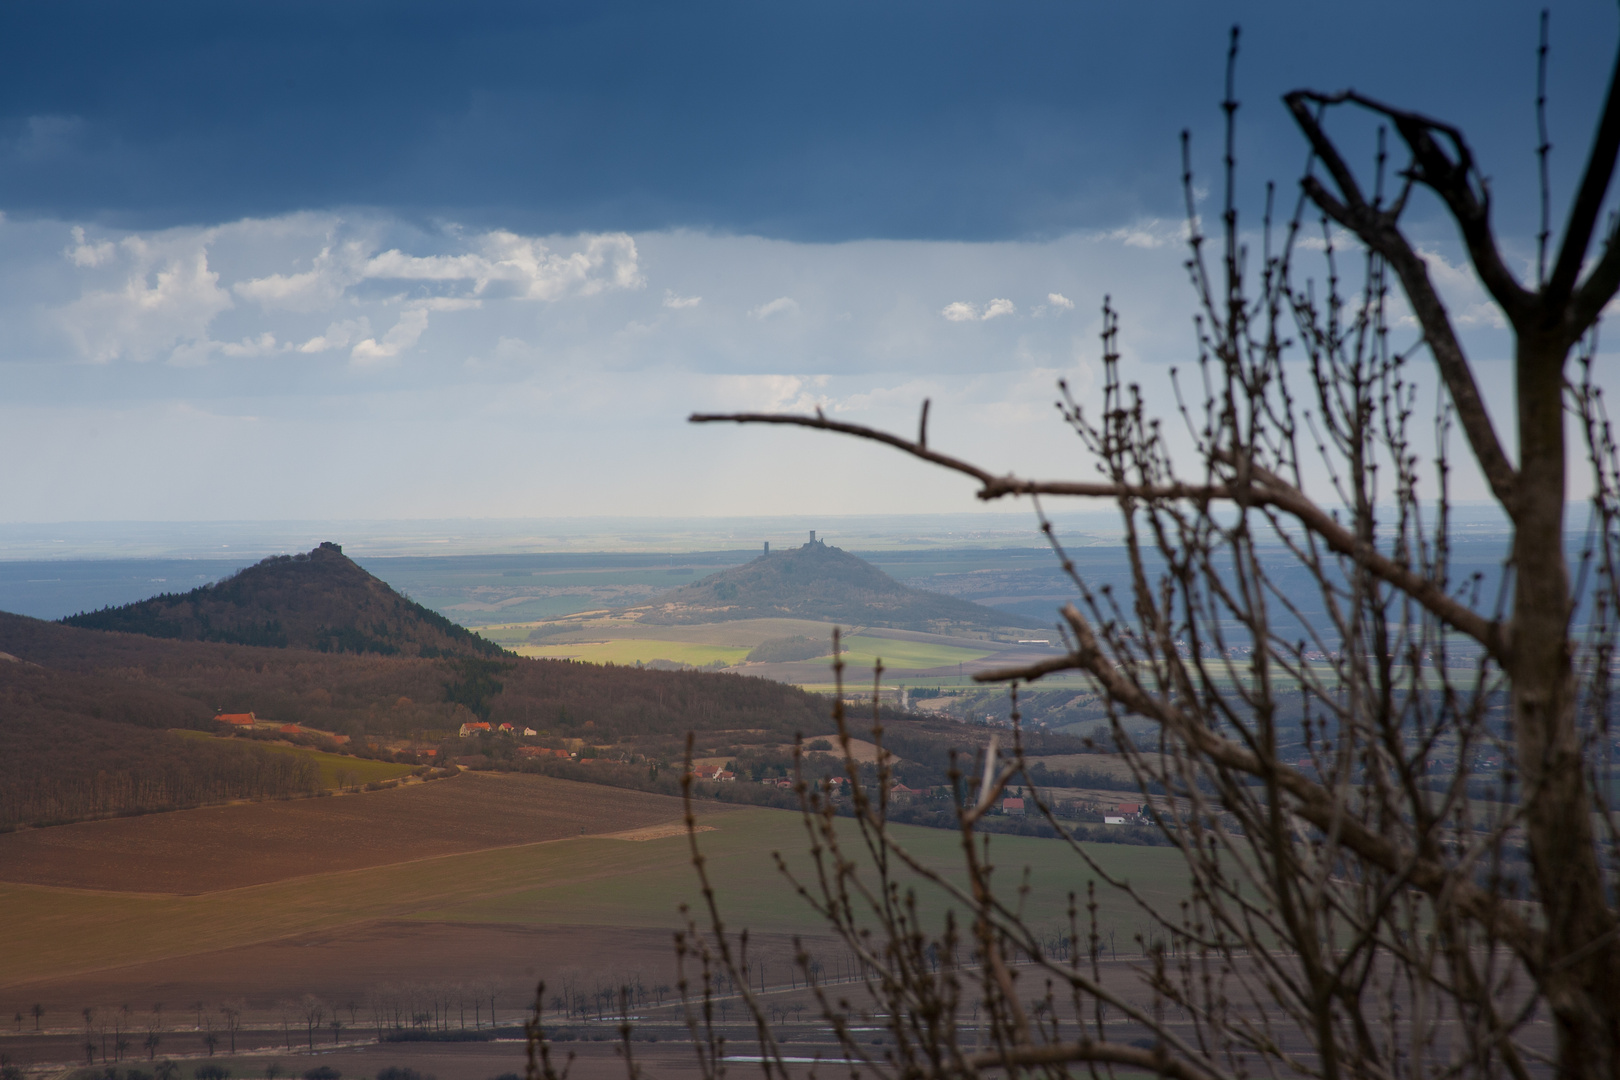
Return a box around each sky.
[0,1,1616,526]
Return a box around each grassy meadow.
[836,634,992,669]
[0,805,1190,988]
[481,611,1026,701]
[476,615,841,649]
[510,631,992,671]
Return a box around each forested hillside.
[0,655,320,829]
[0,609,836,828]
[62,541,503,658]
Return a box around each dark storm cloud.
[0,1,1610,241]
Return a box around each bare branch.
[1549,32,1620,305]
[1048,602,1540,962]
[1285,92,1521,508]
[691,410,1507,657]
[1289,90,1533,319]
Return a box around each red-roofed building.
[1002,797,1026,816]
[458,722,492,737]
[279,724,301,735]
[216,712,257,727]
[1116,803,1140,815]
[497,723,516,734]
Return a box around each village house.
[216,712,257,727]
[1105,802,1145,825]
[1001,796,1026,816]
[458,721,492,737]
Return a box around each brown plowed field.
[0,772,700,894]
[0,921,707,1018]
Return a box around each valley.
[0,771,1192,1080]
[0,535,1180,1080]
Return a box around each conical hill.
[627,537,1044,633]
[62,542,504,659]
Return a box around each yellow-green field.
[171,730,418,788]
[476,616,841,648]
[493,616,997,683]
[0,806,1190,987]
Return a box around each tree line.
[0,718,320,830]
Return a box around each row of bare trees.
[58,1002,249,1064]
[363,985,502,1039]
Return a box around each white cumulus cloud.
[664,290,702,309]
[1100,219,1185,249]
[60,220,644,366]
[942,298,1016,322]
[59,235,234,363]
[298,318,371,354]
[752,296,799,319]
[710,373,827,413]
[216,332,282,358]
[1047,292,1074,310]
[363,230,643,301]
[234,240,371,312]
[66,226,116,268]
[351,309,430,365]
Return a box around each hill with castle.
[618,531,1044,634]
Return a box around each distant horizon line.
[0,501,1530,528]
[0,504,1524,563]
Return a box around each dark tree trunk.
[1512,329,1620,1080]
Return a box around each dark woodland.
[63,542,503,659]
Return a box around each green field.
[494,618,995,682]
[0,806,1190,986]
[836,634,993,670]
[171,730,417,788]
[477,616,840,648]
